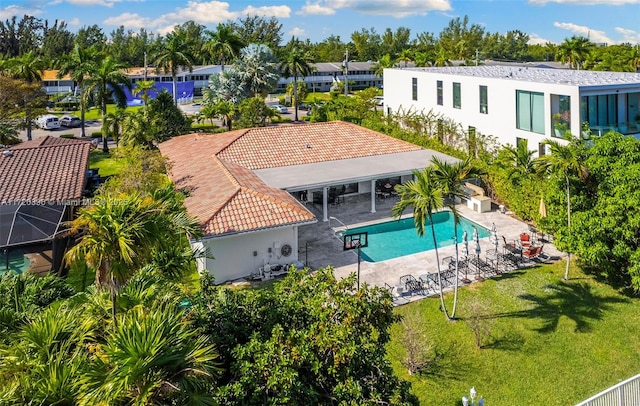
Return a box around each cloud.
[554,22,613,44]
[0,4,43,19]
[298,1,336,15]
[530,0,639,4]
[289,27,306,37]
[104,12,151,28]
[67,17,81,25]
[241,5,291,18]
[299,0,451,18]
[528,33,553,45]
[614,27,640,44]
[66,0,121,6]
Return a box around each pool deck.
[298,193,563,305]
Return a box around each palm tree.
[499,140,537,183]
[535,137,588,280]
[215,100,235,131]
[392,168,450,320]
[5,52,46,141]
[558,36,593,70]
[57,44,99,137]
[280,47,313,122]
[132,79,155,110]
[396,49,413,68]
[103,108,126,147]
[203,23,245,71]
[236,43,280,98]
[79,301,219,404]
[432,46,453,67]
[83,55,131,152]
[64,190,202,324]
[431,156,484,318]
[372,54,394,78]
[152,31,195,106]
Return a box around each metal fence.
[576,373,640,406]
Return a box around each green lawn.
[387,261,640,405]
[69,105,143,120]
[89,149,126,177]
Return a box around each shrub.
[60,133,76,138]
[91,132,102,138]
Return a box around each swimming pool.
[341,211,490,262]
[0,251,30,275]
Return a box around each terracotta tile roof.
[160,121,422,237]
[217,121,421,169]
[1,137,92,204]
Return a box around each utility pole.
[343,47,349,96]
[144,51,148,81]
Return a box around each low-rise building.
[383,65,640,154]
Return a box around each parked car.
[60,115,81,128]
[269,104,288,114]
[374,96,384,106]
[36,114,61,130]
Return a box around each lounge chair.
[399,275,423,295]
[519,233,532,248]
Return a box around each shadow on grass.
[482,330,526,351]
[417,341,472,381]
[494,280,628,333]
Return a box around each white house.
[159,121,457,283]
[383,65,640,155]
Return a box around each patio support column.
[322,186,329,222]
[370,179,376,213]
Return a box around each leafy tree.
[195,268,418,404]
[203,23,245,70]
[57,44,99,137]
[280,45,313,121]
[103,107,126,147]
[214,100,236,131]
[438,16,485,61]
[0,120,20,145]
[152,31,195,105]
[373,54,395,77]
[0,73,46,141]
[98,145,170,195]
[351,27,381,62]
[237,96,273,128]
[230,15,283,51]
[392,168,450,320]
[131,79,155,110]
[41,19,75,60]
[205,68,245,103]
[310,34,345,62]
[536,136,588,280]
[83,55,131,152]
[431,156,484,318]
[75,24,106,52]
[147,90,191,139]
[565,133,640,290]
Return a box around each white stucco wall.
[383,68,592,152]
[195,226,300,283]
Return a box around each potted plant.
[553,113,569,137]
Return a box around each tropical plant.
[152,31,195,105]
[372,53,395,77]
[235,43,280,98]
[131,79,155,110]
[536,136,588,280]
[203,23,245,71]
[280,46,313,122]
[57,44,99,137]
[64,188,202,323]
[431,156,484,318]
[392,168,450,319]
[83,55,131,152]
[558,36,593,70]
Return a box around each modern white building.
[383,66,640,155]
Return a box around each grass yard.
[89,149,126,177]
[387,261,640,405]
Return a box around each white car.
[374,96,384,106]
[269,104,288,114]
[60,115,81,128]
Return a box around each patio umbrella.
[462,230,469,258]
[473,227,482,280]
[490,223,499,251]
[539,197,547,218]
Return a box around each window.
[437,80,443,105]
[412,77,418,101]
[479,85,488,114]
[538,143,546,156]
[516,90,544,134]
[453,82,461,109]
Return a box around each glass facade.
[479,85,488,114]
[412,77,418,101]
[516,90,545,134]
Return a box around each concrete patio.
[297,192,564,305]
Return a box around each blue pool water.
[342,211,490,262]
[0,251,30,275]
